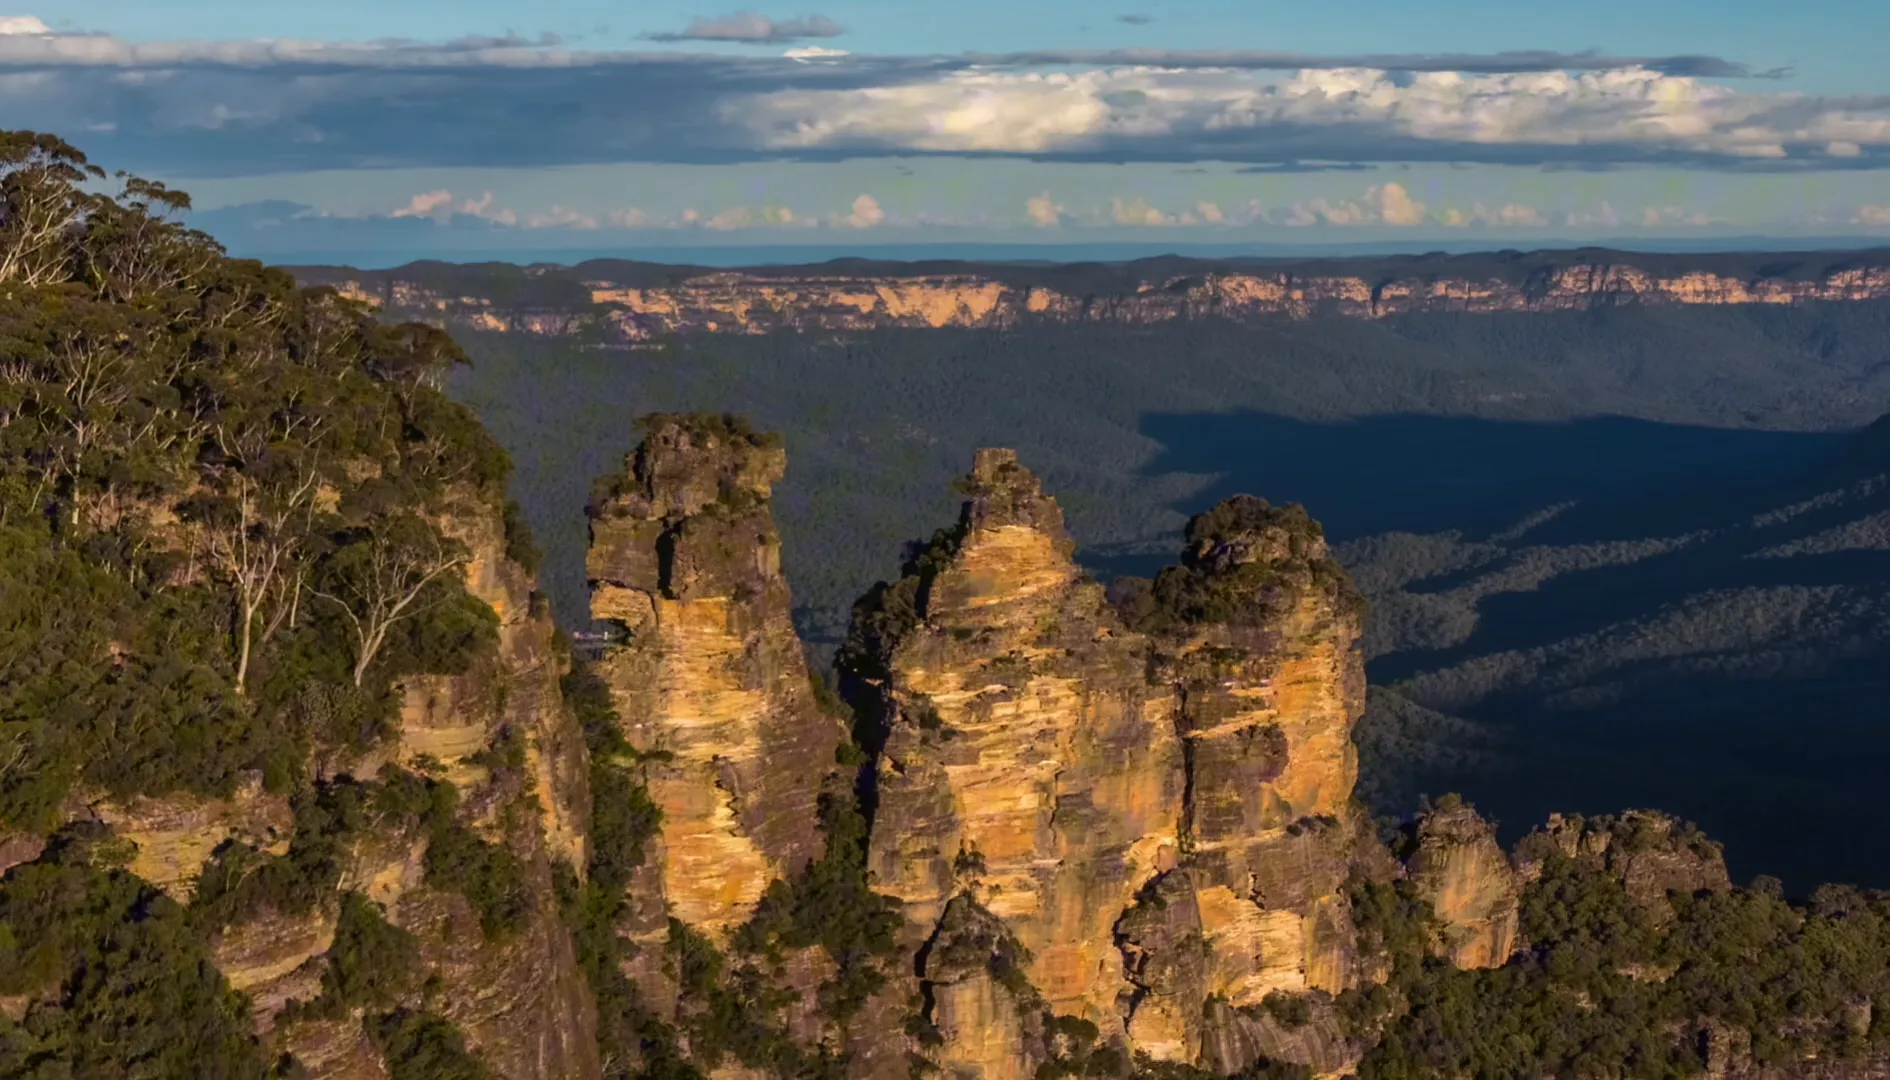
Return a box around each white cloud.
[1564,201,1624,229]
[1857,205,1890,226]
[390,189,456,221]
[526,204,598,229]
[1195,200,1225,224]
[0,16,49,35]
[1282,182,1428,227]
[784,46,849,63]
[704,206,754,230]
[736,65,1890,166]
[1026,192,1065,227]
[1441,201,1548,227]
[607,207,650,228]
[1374,182,1427,226]
[455,192,518,226]
[845,193,885,228]
[1111,197,1173,226]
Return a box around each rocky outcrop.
[91,775,295,900]
[586,415,847,938]
[1516,810,1731,916]
[1403,799,1521,969]
[844,450,1370,1074]
[308,253,1890,345]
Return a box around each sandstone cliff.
[1402,799,1521,970]
[585,415,848,1002]
[193,493,602,1080]
[841,450,1372,1075]
[302,250,1890,345]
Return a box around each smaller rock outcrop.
[1403,798,1522,969]
[1516,810,1730,916]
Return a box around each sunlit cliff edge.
[294,249,1890,343]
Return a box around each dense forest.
[10,124,1890,1077]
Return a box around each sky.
[7,1,1890,260]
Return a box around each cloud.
[1282,183,1429,227]
[526,204,598,229]
[0,16,48,35]
[389,189,456,221]
[0,25,1878,176]
[1440,201,1549,227]
[1857,205,1890,226]
[738,67,1890,169]
[844,193,884,228]
[1026,193,1065,227]
[389,190,521,226]
[1639,205,1711,227]
[1117,14,1153,25]
[607,207,650,227]
[645,12,845,45]
[1111,197,1173,226]
[784,46,848,63]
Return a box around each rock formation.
[586,414,848,939]
[842,449,1372,1074]
[188,492,602,1080]
[306,252,1890,345]
[1403,798,1522,969]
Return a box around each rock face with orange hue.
[843,451,1371,1075]
[1404,800,1522,970]
[308,255,1890,345]
[586,415,847,939]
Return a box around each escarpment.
[585,414,848,938]
[303,250,1890,345]
[838,450,1374,1074]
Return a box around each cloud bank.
[644,12,846,45]
[0,24,1878,177]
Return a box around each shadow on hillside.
[1135,411,1841,541]
[1124,410,1890,890]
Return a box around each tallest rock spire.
[844,450,1372,1077]
[586,414,846,934]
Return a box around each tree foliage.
[0,127,511,831]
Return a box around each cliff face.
[845,451,1370,1074]
[585,416,847,939]
[198,495,601,1080]
[312,254,1890,344]
[1404,801,1522,970]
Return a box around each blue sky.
[11,1,1890,257]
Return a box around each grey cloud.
[0,30,1873,177]
[1117,14,1153,25]
[960,48,1781,78]
[643,12,846,44]
[1235,161,1379,174]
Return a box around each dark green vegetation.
[0,130,508,829]
[444,294,1890,889]
[1349,816,1890,1079]
[0,129,509,1077]
[0,824,272,1078]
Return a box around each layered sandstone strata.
[847,450,1371,1075]
[317,257,1890,343]
[586,415,847,937]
